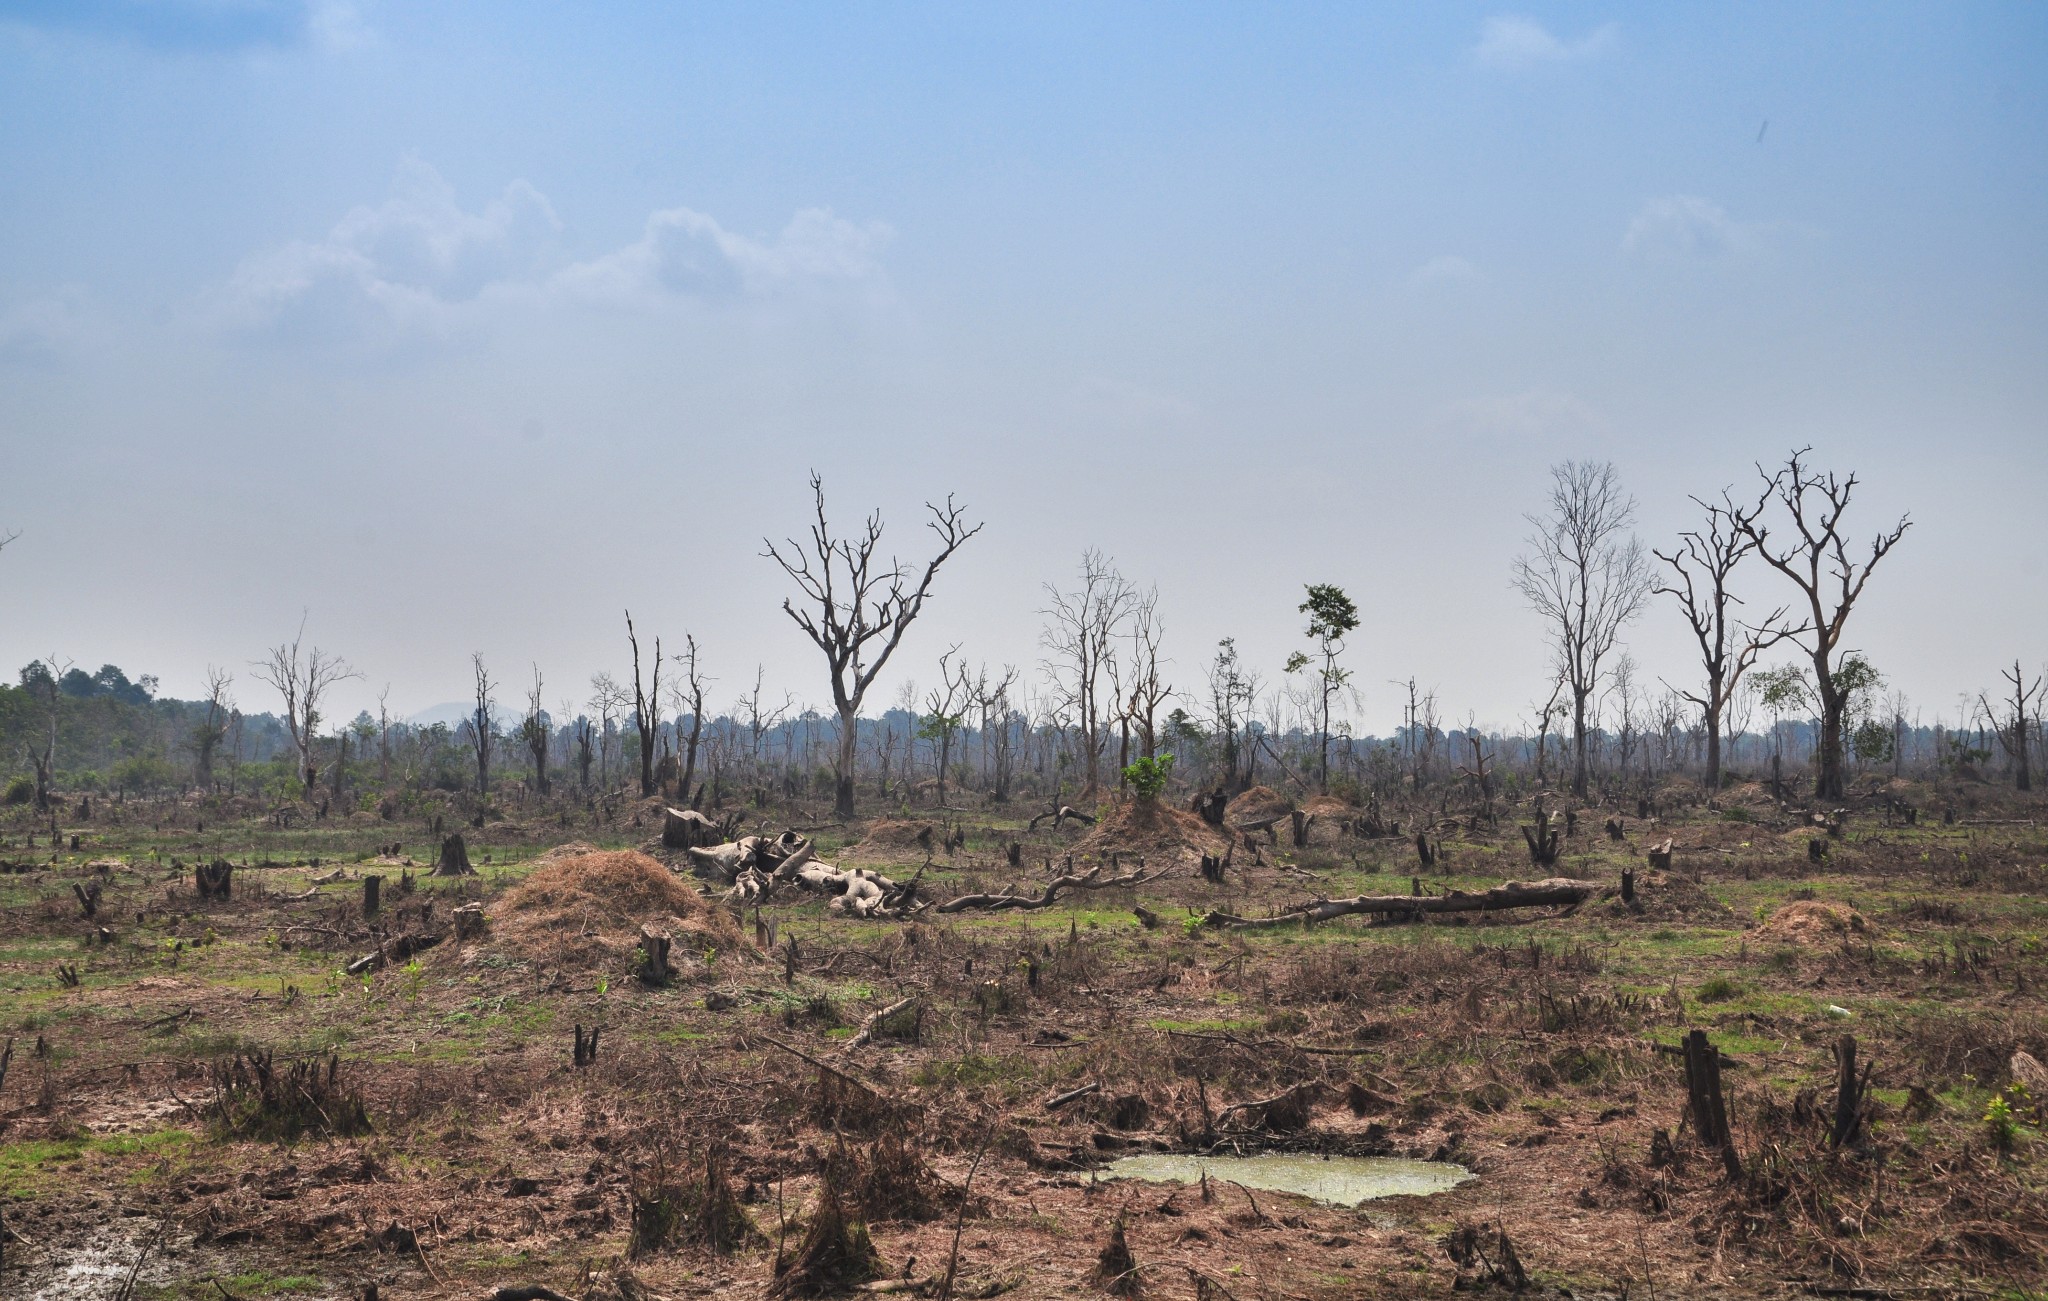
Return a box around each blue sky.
[1,3,2042,731]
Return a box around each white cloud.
[208,160,888,342]
[213,158,561,337]
[1410,255,1483,286]
[1621,195,1768,263]
[551,206,888,307]
[1473,16,1618,70]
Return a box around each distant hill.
[407,701,478,728]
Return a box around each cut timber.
[1200,878,1593,929]
[661,806,729,850]
[935,861,1165,913]
[1027,805,1096,831]
[845,997,917,1049]
[434,834,475,877]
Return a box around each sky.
[0,2,2043,734]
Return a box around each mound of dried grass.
[1075,798,1228,867]
[1224,785,1293,825]
[1756,900,1872,943]
[493,849,746,970]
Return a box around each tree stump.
[195,859,233,901]
[1808,837,1827,864]
[72,882,100,918]
[1414,830,1436,868]
[1830,1034,1867,1149]
[1006,842,1023,868]
[636,926,672,986]
[1620,867,1636,904]
[573,1023,600,1068]
[1290,809,1309,848]
[363,875,382,920]
[1681,1028,1740,1177]
[1646,839,1673,872]
[452,903,486,940]
[1522,813,1560,866]
[1605,817,1625,842]
[434,834,475,877]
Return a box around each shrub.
[1697,976,1744,1003]
[2,775,31,805]
[1121,753,1174,802]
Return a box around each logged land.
[0,780,2044,1299]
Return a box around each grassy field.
[0,780,2042,1299]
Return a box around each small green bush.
[1122,753,1175,801]
[1696,976,1744,1003]
[2,775,31,805]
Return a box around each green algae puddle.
[1105,1153,1472,1206]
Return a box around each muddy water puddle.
[1105,1152,1472,1207]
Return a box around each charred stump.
[434,834,475,877]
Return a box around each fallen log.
[936,862,1164,914]
[1027,805,1096,831]
[845,997,917,1049]
[345,931,445,976]
[1200,878,1595,929]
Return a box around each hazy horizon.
[2,3,2043,734]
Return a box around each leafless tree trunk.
[625,611,662,798]
[193,666,234,791]
[521,665,550,797]
[764,472,982,820]
[1513,460,1653,800]
[1654,496,1798,796]
[375,685,392,787]
[588,671,627,791]
[1040,550,1138,799]
[252,618,357,795]
[1123,594,1171,761]
[1981,660,2042,792]
[467,653,496,797]
[671,633,709,807]
[924,646,971,807]
[1732,449,1911,802]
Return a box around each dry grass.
[492,847,747,969]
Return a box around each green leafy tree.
[1284,584,1359,792]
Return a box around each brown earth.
[1224,784,1293,825]
[1075,796,1230,868]
[490,846,747,969]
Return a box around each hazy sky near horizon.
[1,2,2043,734]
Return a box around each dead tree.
[625,612,663,798]
[765,472,982,820]
[1655,497,1799,795]
[1681,1029,1741,1177]
[1830,1034,1870,1149]
[1513,461,1653,799]
[1040,550,1139,799]
[192,666,234,791]
[519,664,550,797]
[1732,449,1911,802]
[669,633,710,807]
[252,618,357,793]
[1981,660,2043,792]
[1201,877,1593,929]
[466,653,497,797]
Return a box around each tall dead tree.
[1513,461,1653,799]
[252,619,357,794]
[466,653,496,797]
[670,633,710,805]
[190,666,234,791]
[1981,660,2043,792]
[922,646,971,807]
[588,671,628,791]
[1122,593,1172,763]
[519,665,550,797]
[1040,550,1138,799]
[973,662,1022,801]
[1654,497,1798,796]
[1733,450,1910,802]
[764,472,982,820]
[625,612,662,798]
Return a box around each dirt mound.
[1076,798,1229,867]
[1592,873,1735,923]
[1302,795,1351,817]
[492,849,746,970]
[1756,900,1873,943]
[1225,785,1293,826]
